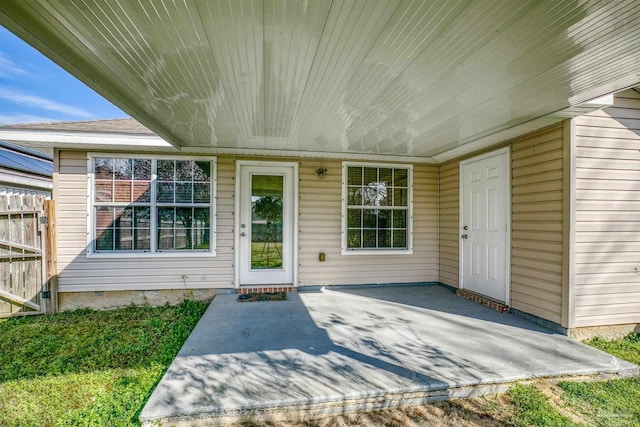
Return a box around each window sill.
[341,249,413,256]
[87,251,217,259]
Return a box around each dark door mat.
[238,292,287,302]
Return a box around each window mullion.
[343,164,411,252]
[91,155,214,255]
[111,206,116,251]
[151,159,158,253]
[190,207,195,250]
[391,227,394,249]
[172,207,177,250]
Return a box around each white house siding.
[511,124,565,324]
[573,89,640,327]
[298,160,438,286]
[437,124,565,324]
[56,152,438,293]
[56,151,234,292]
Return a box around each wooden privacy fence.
[0,194,57,317]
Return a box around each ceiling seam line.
[317,0,480,150]
[263,0,266,149]
[381,0,477,85]
[193,1,245,146]
[349,0,542,147]
[344,0,404,82]
[284,0,334,139]
[326,0,408,125]
[367,0,535,114]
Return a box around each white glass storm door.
[237,163,296,286]
[459,148,510,303]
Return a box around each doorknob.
[240,232,246,237]
[461,234,468,239]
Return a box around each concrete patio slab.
[140,285,638,426]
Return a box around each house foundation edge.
[58,288,217,311]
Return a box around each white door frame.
[459,147,511,303]
[234,160,298,288]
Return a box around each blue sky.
[0,25,127,125]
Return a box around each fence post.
[44,200,58,314]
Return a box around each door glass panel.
[251,174,284,269]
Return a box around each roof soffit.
[1,0,639,159]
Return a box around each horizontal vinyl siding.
[57,152,437,293]
[298,160,438,286]
[573,89,640,327]
[511,124,564,324]
[441,125,565,324]
[56,151,234,292]
[438,160,459,288]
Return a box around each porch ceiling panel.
[1,0,639,161]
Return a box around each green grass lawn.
[0,300,207,427]
[508,383,580,427]
[506,333,640,427]
[556,334,640,426]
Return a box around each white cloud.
[0,113,58,125]
[0,52,30,77]
[0,86,93,118]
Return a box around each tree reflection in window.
[94,158,151,251]
[251,175,284,269]
[156,160,211,251]
[93,157,213,253]
[345,165,410,250]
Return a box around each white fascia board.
[0,129,436,162]
[0,129,173,149]
[0,171,53,190]
[180,146,436,163]
[0,128,435,163]
[579,93,614,108]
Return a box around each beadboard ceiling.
[1,0,639,161]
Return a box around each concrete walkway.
[140,285,638,426]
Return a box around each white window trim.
[86,153,217,258]
[341,161,413,255]
[234,160,299,288]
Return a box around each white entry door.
[237,162,296,286]
[460,148,510,302]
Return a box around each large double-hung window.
[90,155,216,255]
[342,162,413,254]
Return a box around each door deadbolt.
[463,225,468,230]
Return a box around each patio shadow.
[324,284,556,333]
[140,285,638,425]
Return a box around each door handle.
[240,232,246,237]
[461,234,468,239]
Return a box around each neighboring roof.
[2,118,155,136]
[0,119,175,156]
[0,141,53,177]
